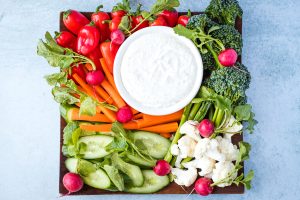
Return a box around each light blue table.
[0,0,299,199]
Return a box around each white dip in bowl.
[114,26,203,115]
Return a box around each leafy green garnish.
[150,0,180,14]
[112,0,131,12]
[77,159,97,177]
[79,96,97,116]
[234,104,258,133]
[118,16,132,35]
[103,165,125,191]
[52,86,79,104]
[44,72,67,86]
[106,137,128,153]
[63,121,79,145]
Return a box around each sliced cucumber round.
[83,169,111,189]
[64,158,111,189]
[130,131,171,159]
[65,158,78,173]
[78,135,113,159]
[125,170,170,194]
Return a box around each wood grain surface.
[59,12,244,195]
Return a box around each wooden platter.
[59,11,244,195]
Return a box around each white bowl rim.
[113,26,203,116]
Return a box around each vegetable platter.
[37,0,256,196]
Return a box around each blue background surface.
[0,0,299,199]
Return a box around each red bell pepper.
[158,9,178,27]
[91,5,111,42]
[76,23,100,55]
[55,31,76,51]
[100,42,120,74]
[150,16,168,27]
[63,10,90,35]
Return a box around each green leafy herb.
[112,0,131,12]
[234,104,257,133]
[106,137,128,153]
[103,165,125,191]
[77,159,97,177]
[63,121,79,145]
[150,0,180,14]
[79,96,97,116]
[44,72,67,86]
[118,15,132,35]
[51,86,79,104]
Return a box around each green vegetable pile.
[166,0,257,191]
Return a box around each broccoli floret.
[201,52,217,71]
[204,62,250,106]
[211,25,242,55]
[205,0,243,26]
[186,14,217,31]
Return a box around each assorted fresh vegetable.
[38,0,255,196]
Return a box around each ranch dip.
[117,27,203,114]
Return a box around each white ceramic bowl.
[114,26,203,115]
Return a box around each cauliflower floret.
[223,116,243,133]
[212,161,237,187]
[177,135,197,158]
[218,137,239,161]
[183,156,216,176]
[180,120,201,141]
[170,144,180,156]
[194,138,210,159]
[206,139,226,162]
[171,167,198,187]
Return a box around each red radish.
[86,70,105,85]
[116,106,133,123]
[153,160,171,176]
[218,48,238,67]
[62,172,84,195]
[150,16,169,27]
[111,29,125,46]
[198,119,214,138]
[194,178,213,196]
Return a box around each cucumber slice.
[111,153,144,187]
[78,135,113,159]
[127,153,156,167]
[125,170,170,194]
[60,104,74,123]
[64,158,111,189]
[65,158,78,173]
[83,169,111,189]
[130,131,171,159]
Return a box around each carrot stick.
[139,122,178,133]
[160,132,172,138]
[137,110,183,128]
[130,107,139,115]
[100,58,116,89]
[101,79,126,108]
[70,108,112,122]
[133,113,143,120]
[80,124,112,132]
[94,86,113,104]
[85,63,93,71]
[73,73,116,121]
[123,121,139,129]
[100,42,114,74]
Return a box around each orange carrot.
[94,86,113,104]
[137,110,183,128]
[73,73,116,121]
[130,107,139,115]
[133,113,143,120]
[101,79,126,108]
[139,122,178,133]
[100,58,116,89]
[70,108,112,122]
[100,42,114,74]
[85,63,93,71]
[80,124,112,132]
[160,132,172,138]
[123,121,139,129]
